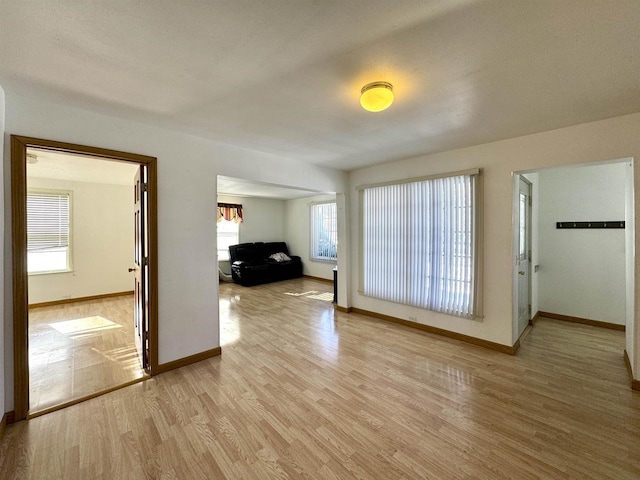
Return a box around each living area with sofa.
[229,241,303,286]
[217,178,337,287]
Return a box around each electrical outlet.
[408,316,417,321]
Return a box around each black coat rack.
[556,221,625,229]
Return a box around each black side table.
[333,266,338,303]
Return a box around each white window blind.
[310,202,337,262]
[361,173,479,318]
[27,190,71,274]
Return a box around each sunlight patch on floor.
[307,292,333,301]
[219,297,241,346]
[49,316,121,336]
[284,290,333,302]
[284,290,318,297]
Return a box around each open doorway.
[11,136,158,421]
[26,148,143,413]
[216,176,340,347]
[512,159,635,357]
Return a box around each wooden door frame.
[11,135,159,421]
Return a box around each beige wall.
[27,177,134,304]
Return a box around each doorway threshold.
[27,375,150,420]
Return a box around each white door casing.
[517,177,532,337]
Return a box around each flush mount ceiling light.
[360,81,394,112]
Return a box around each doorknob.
[128,267,138,272]
[518,271,525,275]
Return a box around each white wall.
[27,177,133,304]
[537,163,627,325]
[3,92,348,412]
[349,112,640,367]
[0,85,5,419]
[625,161,635,375]
[285,194,337,280]
[217,194,285,244]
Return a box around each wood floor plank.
[1,277,639,479]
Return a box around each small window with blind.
[217,220,239,261]
[217,202,243,261]
[27,189,72,275]
[359,170,483,319]
[310,202,337,262]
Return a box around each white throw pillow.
[269,252,291,263]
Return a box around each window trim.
[357,168,484,319]
[309,200,338,263]
[26,187,74,275]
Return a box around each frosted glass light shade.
[360,82,394,112]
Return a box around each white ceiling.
[218,176,327,200]
[27,148,139,185]
[2,1,640,171]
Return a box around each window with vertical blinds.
[27,190,72,274]
[360,171,481,318]
[310,202,338,262]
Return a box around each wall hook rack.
[556,221,625,229]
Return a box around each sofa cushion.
[263,242,289,257]
[231,243,265,263]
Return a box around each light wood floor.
[1,278,639,479]
[28,294,145,413]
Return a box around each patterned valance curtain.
[217,203,243,223]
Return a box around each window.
[519,193,527,259]
[27,190,72,274]
[360,171,482,318]
[217,220,239,260]
[310,202,337,262]
[217,202,242,260]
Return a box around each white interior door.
[517,177,532,336]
